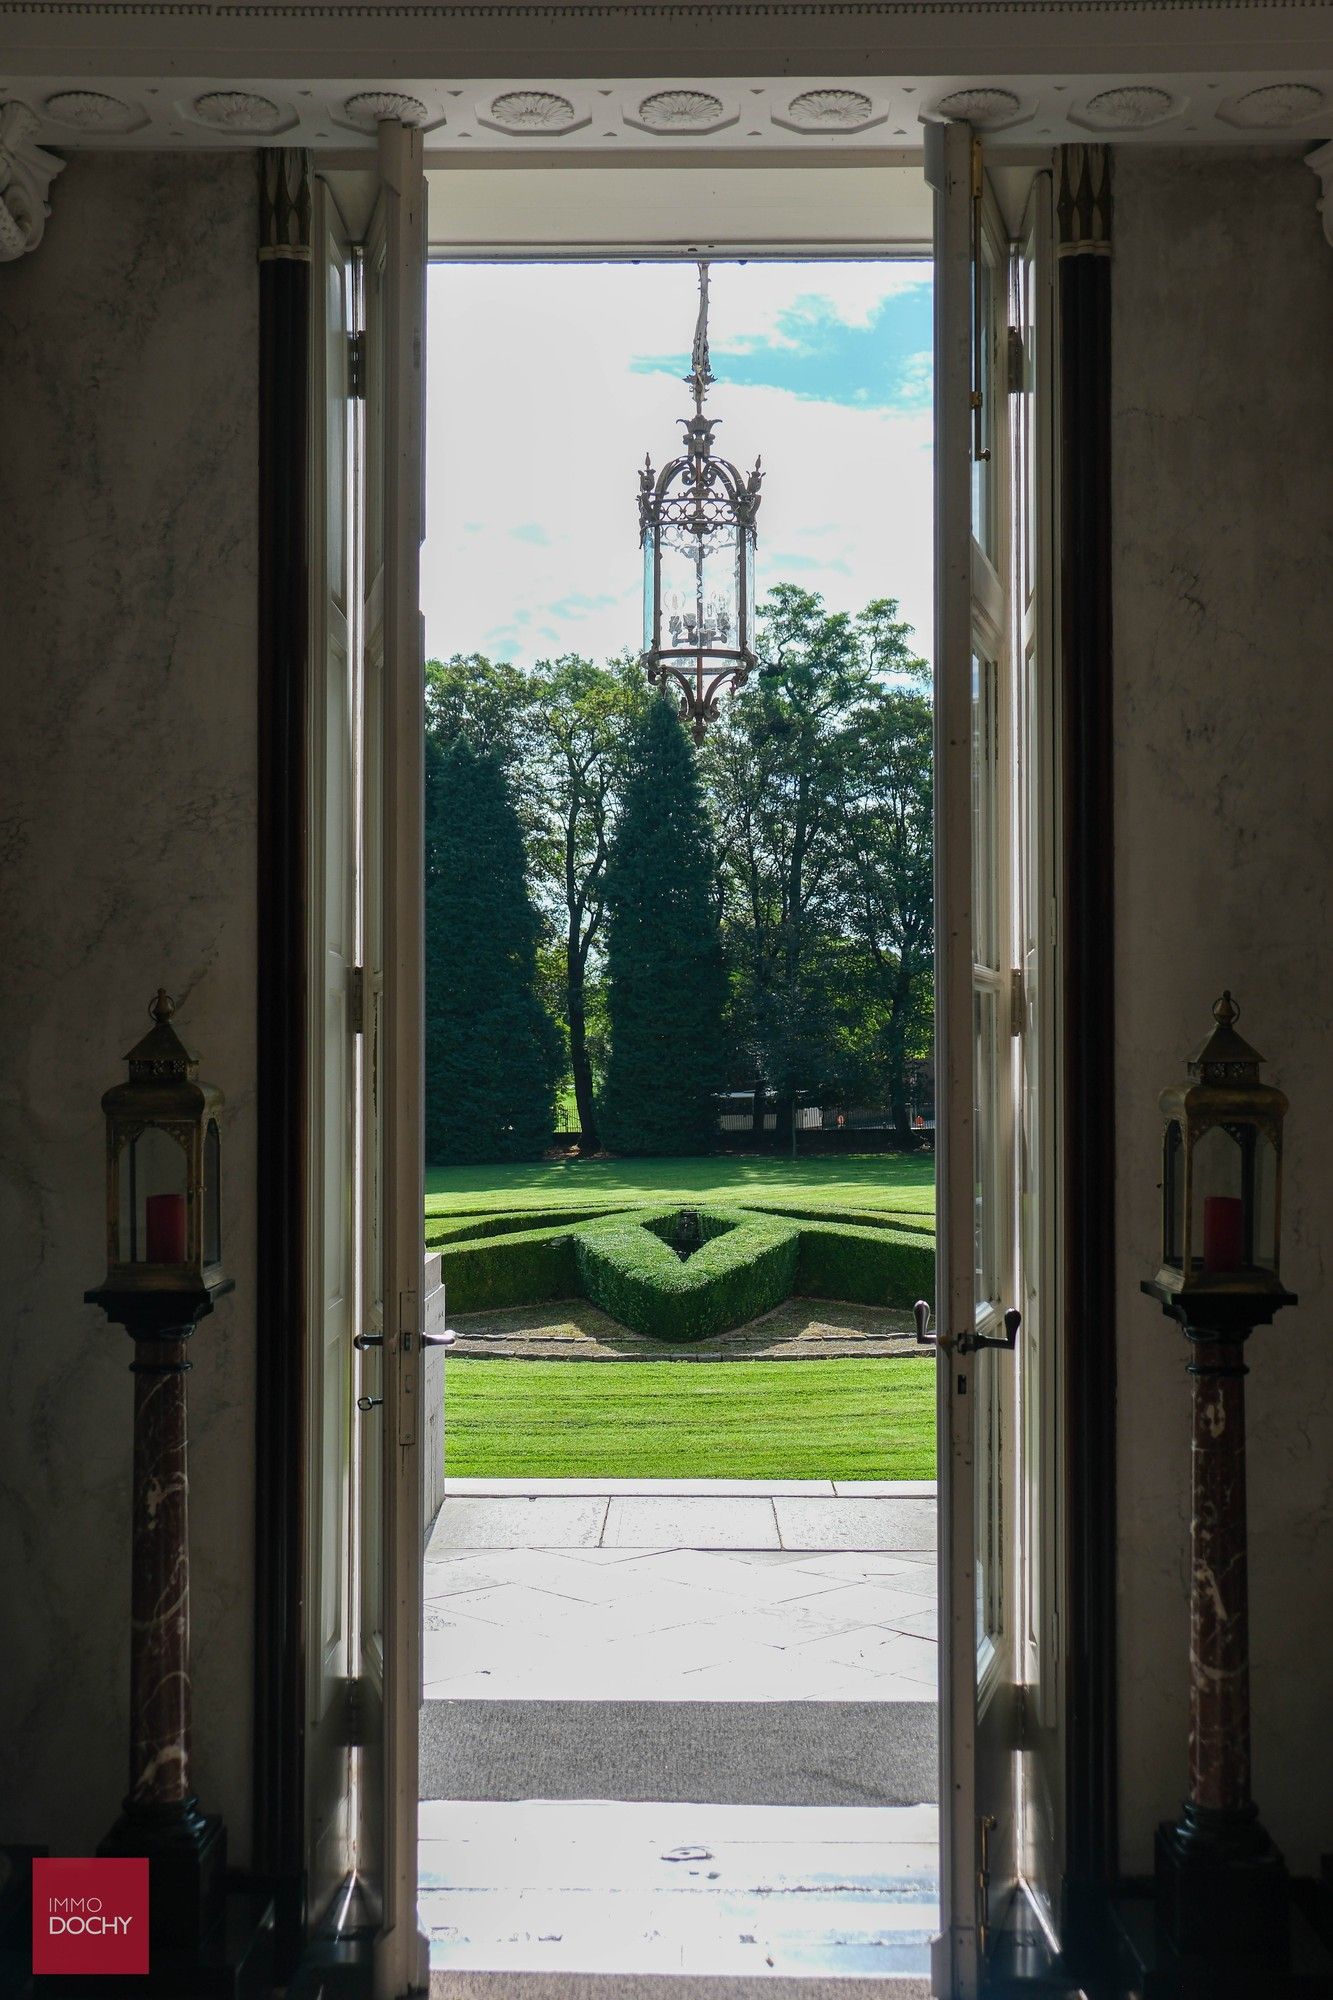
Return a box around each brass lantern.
[1150,992,1291,1310]
[638,260,763,743]
[90,989,228,1308]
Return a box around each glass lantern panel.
[1248,1129,1279,1271]
[738,523,756,655]
[122,1124,189,1263]
[1190,1122,1245,1275]
[642,524,658,654]
[660,531,739,654]
[204,1118,222,1269]
[1163,1120,1184,1268]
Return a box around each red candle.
[1202,1194,1244,1274]
[145,1192,188,1263]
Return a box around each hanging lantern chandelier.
[638,260,763,742]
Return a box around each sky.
[423,258,934,674]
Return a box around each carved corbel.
[0,101,64,261]
[1308,138,1333,251]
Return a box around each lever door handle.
[913,1303,1021,1355]
[961,1308,1021,1355]
[356,1394,382,1413]
[354,1333,383,1351]
[420,1329,457,1349]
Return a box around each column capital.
[0,101,64,262]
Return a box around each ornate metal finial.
[1191,990,1263,1083]
[686,258,715,413]
[127,989,197,1078]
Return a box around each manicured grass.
[426,1152,935,1222]
[445,1355,937,1481]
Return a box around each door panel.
[361,120,428,2000]
[930,122,1060,1993]
[1012,170,1066,1944]
[306,178,358,1929]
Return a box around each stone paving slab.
[604,1495,783,1551]
[427,1496,608,1553]
[446,1297,919,1362]
[773,1498,937,1553]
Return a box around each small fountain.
[671,1208,704,1262]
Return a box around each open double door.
[929,122,1065,1995]
[302,119,1064,1998]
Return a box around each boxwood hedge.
[433,1199,935,1335]
[576,1207,799,1343]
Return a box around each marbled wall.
[0,154,258,1859]
[1113,148,1333,1874]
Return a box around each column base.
[1156,1809,1289,1960]
[1113,1884,1333,1999]
[99,1794,227,1952]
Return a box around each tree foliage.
[600,694,727,1156]
[526,655,648,1149]
[421,585,933,1162]
[705,586,931,1140]
[423,727,563,1163]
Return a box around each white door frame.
[310,136,1065,1997]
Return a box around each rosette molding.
[0,100,64,261]
[1308,138,1333,250]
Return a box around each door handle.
[420,1329,456,1349]
[354,1333,383,1351]
[356,1394,382,1413]
[914,1301,1021,1356]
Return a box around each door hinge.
[1006,324,1026,395]
[348,329,367,400]
[1009,966,1025,1036]
[349,964,365,1037]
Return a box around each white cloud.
[423,261,933,673]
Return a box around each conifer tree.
[600,694,726,1156]
[424,731,562,1164]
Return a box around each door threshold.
[431,1976,931,1999]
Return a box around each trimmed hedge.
[432,1200,936,1334]
[738,1198,935,1240]
[575,1206,799,1343]
[425,1203,627,1250]
[794,1218,935,1308]
[437,1221,580,1314]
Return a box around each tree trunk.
[775,1090,795,1153]
[567,954,599,1152]
[751,1081,766,1140]
[891,1071,912,1145]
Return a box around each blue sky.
[423,260,934,672]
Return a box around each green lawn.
[445,1355,937,1481]
[426,1152,935,1222]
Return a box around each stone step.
[420,1797,936,1996]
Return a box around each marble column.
[127,1333,193,1811]
[1185,1336,1251,1821]
[93,1302,228,1954]
[1153,1309,1289,1960]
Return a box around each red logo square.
[32,1858,149,1976]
